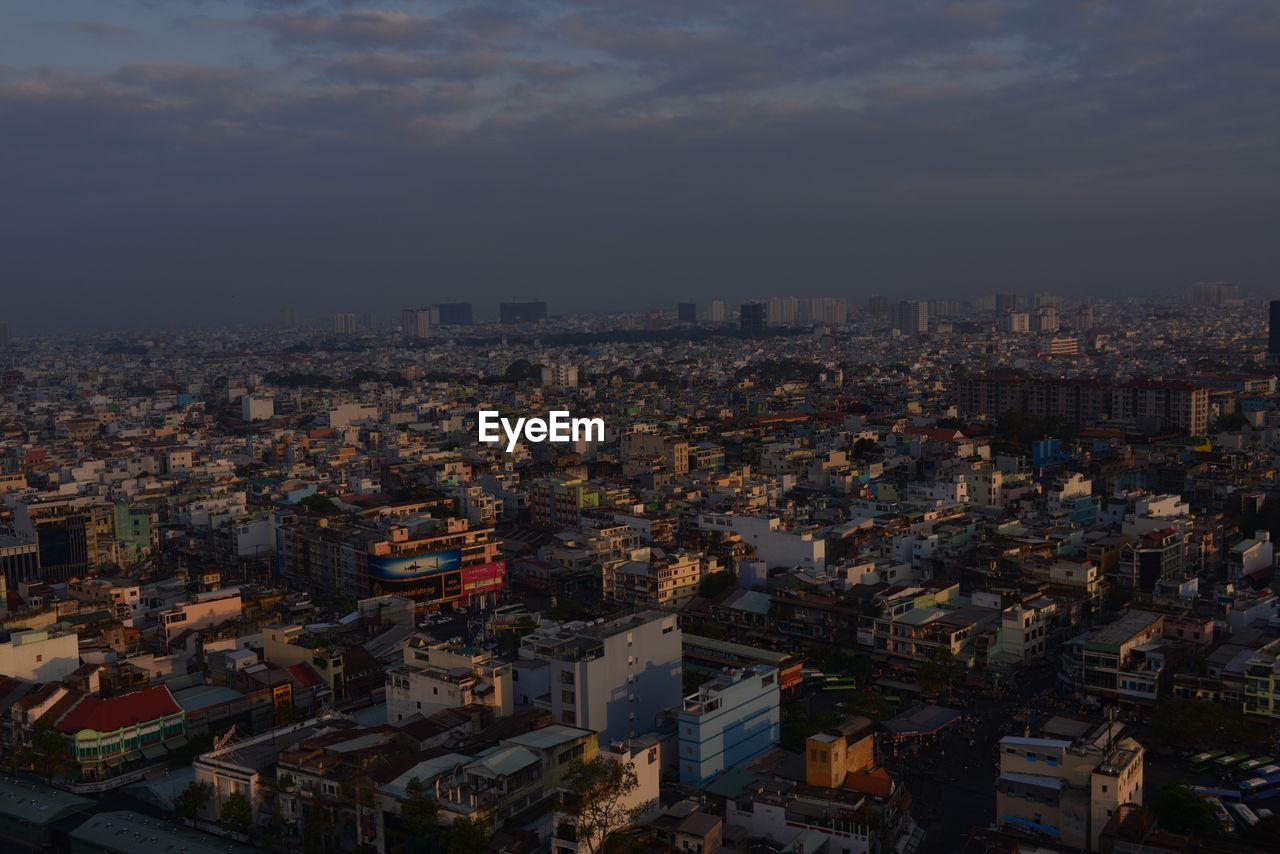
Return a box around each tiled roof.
[56,685,180,734]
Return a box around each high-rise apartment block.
[333,312,357,335]
[740,302,767,338]
[891,300,928,336]
[401,307,434,339]
[435,302,473,325]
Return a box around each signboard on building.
[367,549,462,598]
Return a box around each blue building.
[677,664,781,787]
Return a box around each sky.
[1,1,1278,330]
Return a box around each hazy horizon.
[3,1,1278,331]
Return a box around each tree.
[698,570,736,598]
[918,647,962,700]
[1151,783,1221,837]
[220,790,253,836]
[174,781,214,827]
[560,757,649,853]
[443,817,488,853]
[391,777,439,854]
[20,718,72,784]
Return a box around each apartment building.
[0,627,80,682]
[604,549,709,610]
[996,720,1144,851]
[1081,611,1166,704]
[677,664,780,787]
[156,591,243,647]
[519,611,682,743]
[386,637,513,723]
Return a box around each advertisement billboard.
[367,550,462,598]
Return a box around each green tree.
[20,718,72,784]
[698,570,736,598]
[220,790,253,836]
[918,647,962,700]
[442,817,488,853]
[391,777,439,854]
[174,781,214,827]
[1151,783,1221,837]
[560,757,649,853]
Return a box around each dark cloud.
[1,0,1278,330]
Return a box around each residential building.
[677,664,780,787]
[519,611,682,743]
[386,637,513,723]
[996,721,1144,851]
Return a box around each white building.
[0,628,79,682]
[540,363,579,389]
[242,395,275,421]
[386,637,513,723]
[519,611,682,744]
[695,513,825,572]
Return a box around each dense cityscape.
[0,287,1278,853]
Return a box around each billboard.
[367,550,462,599]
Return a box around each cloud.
[69,21,134,37]
[0,0,1278,329]
[249,10,441,49]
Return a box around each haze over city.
[2,1,1279,330]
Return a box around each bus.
[1191,751,1225,772]
[1239,771,1280,803]
[821,676,860,692]
[1229,802,1260,831]
[1195,785,1242,804]
[1236,756,1275,777]
[1215,753,1251,772]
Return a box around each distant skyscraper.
[741,302,767,338]
[1270,301,1280,364]
[804,297,847,325]
[677,302,698,324]
[334,313,358,335]
[1003,310,1031,333]
[1035,307,1059,333]
[709,300,726,323]
[891,300,928,337]
[867,295,889,318]
[279,308,297,329]
[1076,304,1094,332]
[435,303,473,326]
[766,296,798,325]
[1192,282,1240,305]
[995,293,1018,316]
[401,307,433,339]
[500,301,548,324]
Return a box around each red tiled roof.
[287,662,324,689]
[56,685,180,734]
[844,766,894,798]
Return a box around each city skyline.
[2,2,1278,330]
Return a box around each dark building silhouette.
[740,302,767,338]
[677,302,698,324]
[499,301,548,324]
[1270,301,1280,363]
[435,303,473,326]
